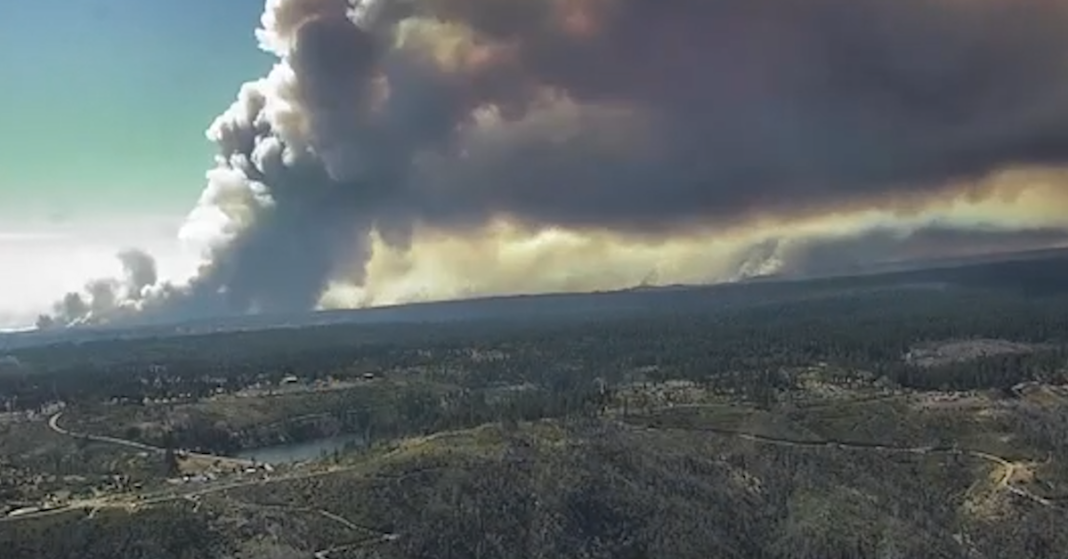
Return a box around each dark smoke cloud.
[403,0,1068,231]
[38,0,1068,327]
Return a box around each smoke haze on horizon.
[36,0,1068,328]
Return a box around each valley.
[3,254,1068,558]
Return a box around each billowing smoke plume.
[38,0,1068,328]
[36,249,159,328]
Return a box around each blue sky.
[0,0,272,325]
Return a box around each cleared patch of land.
[905,338,1043,368]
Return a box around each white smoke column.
[35,249,162,328]
[117,249,158,300]
[40,0,399,328]
[175,0,389,316]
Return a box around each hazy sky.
[0,0,270,326]
[5,0,1068,331]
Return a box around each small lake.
[235,434,364,465]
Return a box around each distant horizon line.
[4,243,1067,336]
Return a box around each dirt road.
[47,412,253,468]
[5,411,1055,525]
[635,418,1056,508]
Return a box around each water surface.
[235,434,364,464]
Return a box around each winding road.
[4,409,1057,528]
[47,412,254,468]
[633,418,1057,508]
[3,418,430,525]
